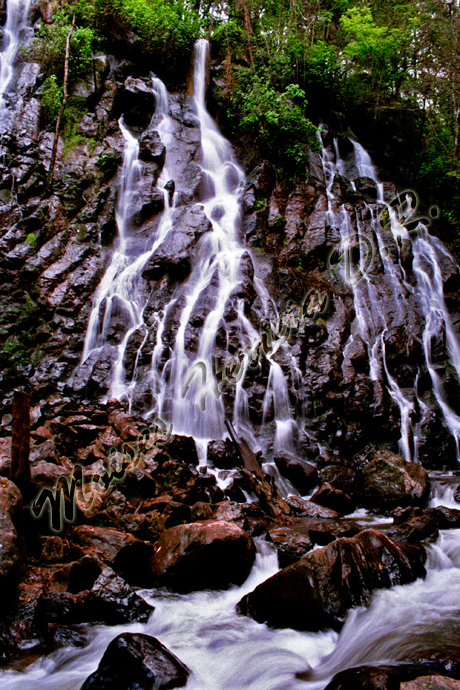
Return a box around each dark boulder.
[311,483,356,515]
[319,465,360,497]
[142,205,212,282]
[389,506,460,543]
[323,665,402,690]
[207,439,241,469]
[139,130,166,166]
[81,633,190,690]
[286,496,340,519]
[150,520,256,592]
[268,526,312,567]
[120,78,155,129]
[87,568,153,625]
[237,529,426,631]
[359,451,429,512]
[401,677,460,689]
[274,453,318,495]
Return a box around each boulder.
[121,77,155,128]
[323,665,402,690]
[151,520,256,592]
[274,453,318,495]
[139,130,166,166]
[324,665,401,690]
[389,506,460,543]
[237,529,426,631]
[207,439,241,469]
[401,677,460,689]
[142,205,212,282]
[268,526,312,567]
[319,465,360,497]
[34,569,153,629]
[68,525,138,564]
[286,496,340,519]
[359,451,429,512]
[311,483,356,515]
[87,568,153,624]
[81,633,190,690]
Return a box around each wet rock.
[285,496,340,519]
[33,591,88,631]
[268,526,312,567]
[43,624,89,651]
[167,434,199,466]
[80,632,190,690]
[319,465,360,497]
[355,176,378,202]
[400,647,460,678]
[237,529,426,631]
[359,451,430,512]
[151,520,256,592]
[311,483,356,515]
[50,556,102,593]
[207,439,241,469]
[389,506,460,543]
[139,130,166,166]
[274,453,318,495]
[120,77,155,128]
[323,665,402,690]
[401,678,460,689]
[87,567,154,624]
[142,204,212,281]
[68,525,138,564]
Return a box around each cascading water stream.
[0,0,32,121]
[149,39,297,463]
[319,128,460,462]
[79,77,177,407]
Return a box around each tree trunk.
[10,390,31,496]
[46,13,75,192]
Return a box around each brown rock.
[359,451,429,512]
[238,529,426,631]
[401,678,460,689]
[151,520,256,592]
[69,525,137,563]
[311,483,356,515]
[323,665,401,690]
[286,496,340,518]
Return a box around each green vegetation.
[203,0,460,241]
[25,0,460,239]
[39,76,63,124]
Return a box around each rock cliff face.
[1,1,460,477]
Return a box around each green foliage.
[28,10,96,85]
[93,0,201,76]
[25,233,37,247]
[232,74,319,170]
[39,76,63,124]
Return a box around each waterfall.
[143,39,299,465]
[319,129,460,462]
[0,0,32,119]
[79,77,177,406]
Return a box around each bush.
[232,74,319,171]
[28,10,96,85]
[39,76,63,124]
[93,0,201,78]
